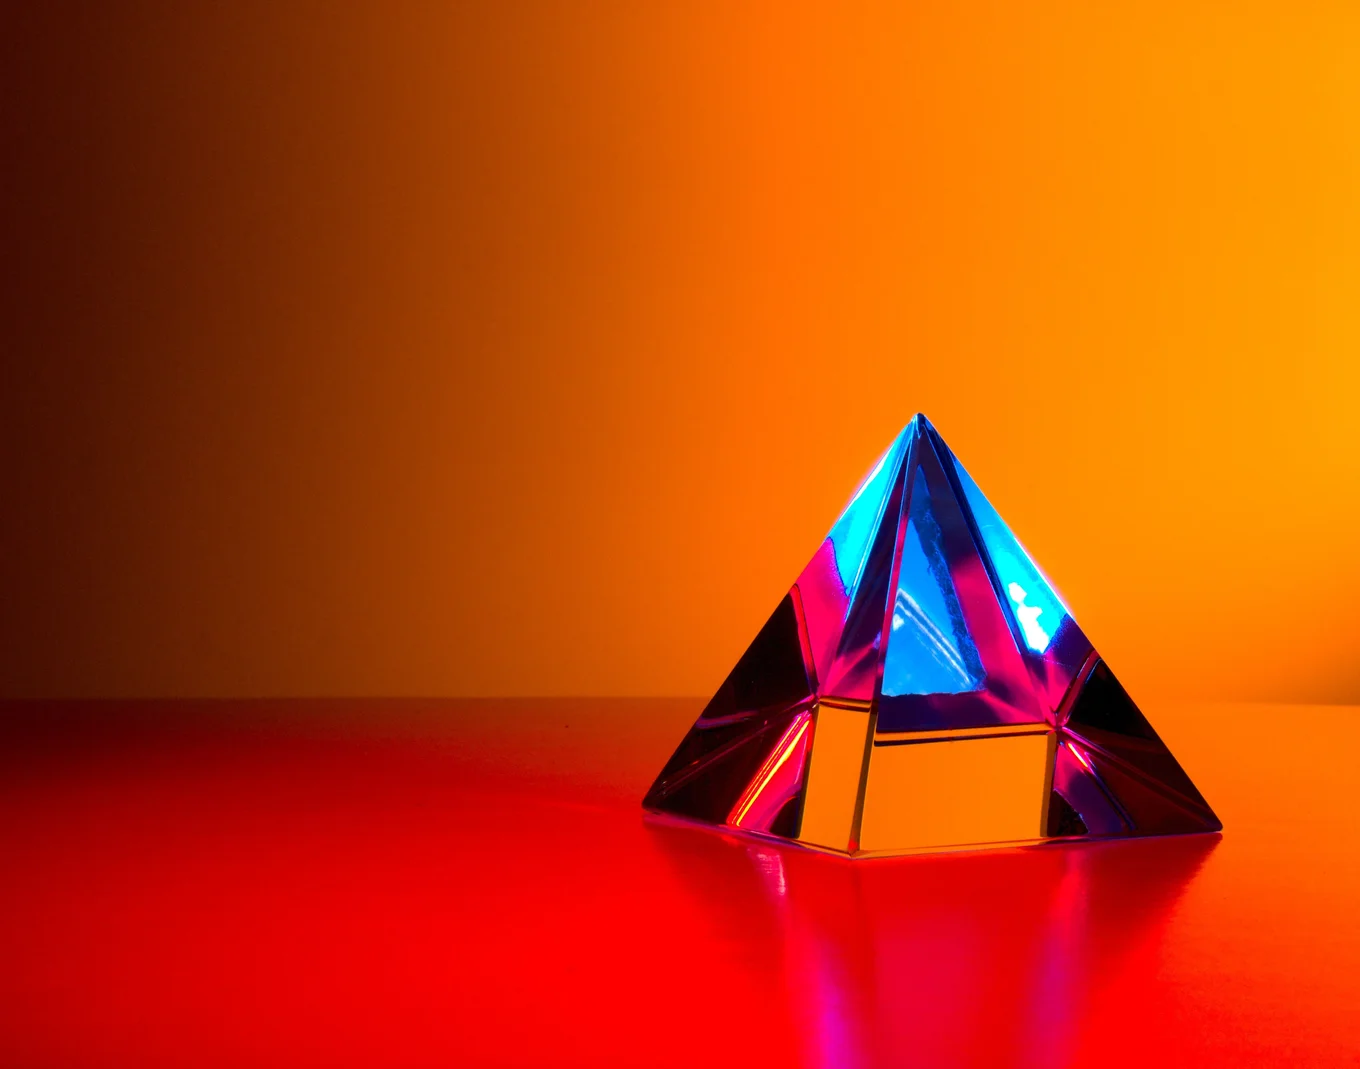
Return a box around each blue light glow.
[880,468,986,697]
[826,423,911,594]
[952,458,1069,654]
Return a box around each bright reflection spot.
[1066,740,1094,774]
[951,454,1069,655]
[747,847,788,897]
[1007,582,1052,653]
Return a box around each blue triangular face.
[880,466,986,697]
[825,423,912,596]
[949,456,1070,654]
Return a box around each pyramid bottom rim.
[641,807,1222,860]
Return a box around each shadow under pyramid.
[644,414,1221,857]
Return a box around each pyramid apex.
[903,412,935,440]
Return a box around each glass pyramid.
[643,415,1221,857]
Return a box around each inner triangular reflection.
[881,466,986,698]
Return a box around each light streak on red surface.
[0,697,1357,1067]
[728,710,812,830]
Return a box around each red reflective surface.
[1,698,1357,1067]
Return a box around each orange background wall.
[2,3,1357,702]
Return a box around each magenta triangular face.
[644,415,1220,855]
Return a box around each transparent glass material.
[881,467,986,697]
[643,414,1221,857]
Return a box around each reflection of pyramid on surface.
[643,414,1221,857]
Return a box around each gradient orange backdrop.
[2,2,1358,702]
